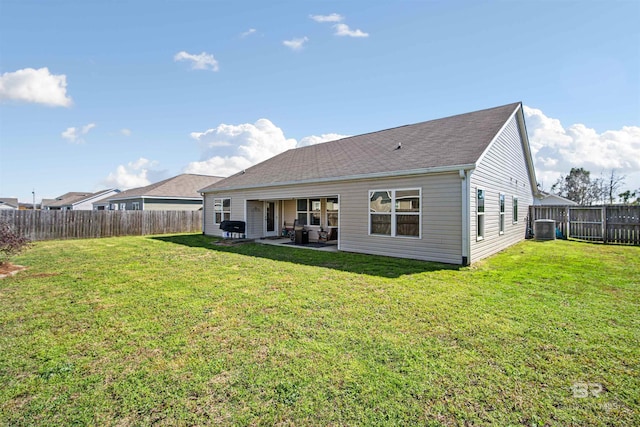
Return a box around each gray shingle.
[102,174,224,202]
[0,198,19,208]
[202,102,521,192]
[45,192,94,208]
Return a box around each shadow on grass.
[152,234,461,278]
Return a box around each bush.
[0,221,31,265]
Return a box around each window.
[296,198,321,226]
[119,203,126,211]
[369,189,420,238]
[499,193,505,235]
[512,197,518,224]
[132,202,140,211]
[214,198,230,224]
[326,198,339,227]
[477,189,485,240]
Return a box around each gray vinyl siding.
[114,198,144,211]
[204,172,463,264]
[142,199,202,211]
[246,201,263,238]
[469,114,534,263]
[108,198,202,211]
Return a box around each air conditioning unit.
[534,219,556,241]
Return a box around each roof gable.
[202,102,522,192]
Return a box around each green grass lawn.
[1,235,638,426]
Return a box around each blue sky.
[1,0,639,203]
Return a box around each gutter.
[201,163,476,193]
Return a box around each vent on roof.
[395,142,402,150]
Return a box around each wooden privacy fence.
[0,210,203,241]
[529,205,640,245]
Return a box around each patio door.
[264,201,278,237]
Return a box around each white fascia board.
[516,107,542,198]
[71,191,116,207]
[474,104,520,167]
[474,103,540,198]
[201,163,476,194]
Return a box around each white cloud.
[283,36,309,51]
[120,128,131,136]
[82,123,96,134]
[174,51,219,71]
[297,133,348,147]
[524,105,640,190]
[61,127,78,142]
[310,13,344,23]
[0,67,72,107]
[103,158,168,190]
[184,119,348,177]
[334,23,369,38]
[61,122,96,144]
[241,28,256,38]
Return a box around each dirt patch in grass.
[0,262,27,279]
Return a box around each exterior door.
[265,201,277,237]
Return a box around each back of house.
[200,103,538,264]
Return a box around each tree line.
[548,168,639,205]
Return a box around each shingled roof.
[0,198,19,208]
[201,102,522,192]
[45,190,116,208]
[102,174,224,202]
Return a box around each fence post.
[602,206,608,244]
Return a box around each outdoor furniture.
[291,219,308,244]
[318,228,337,242]
[282,221,294,238]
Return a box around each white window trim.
[296,198,322,226]
[499,193,505,235]
[213,198,231,224]
[512,196,519,224]
[325,197,339,228]
[477,188,485,241]
[368,188,422,239]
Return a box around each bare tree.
[605,169,626,205]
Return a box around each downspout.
[201,193,205,234]
[460,169,471,266]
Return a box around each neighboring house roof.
[534,191,578,206]
[45,189,119,208]
[201,102,530,192]
[42,192,91,208]
[101,174,224,203]
[0,198,19,209]
[40,199,56,208]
